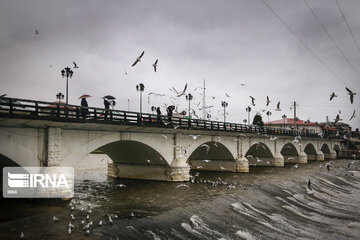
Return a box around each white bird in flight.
[349,110,356,121]
[132,51,145,67]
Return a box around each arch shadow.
[321,143,331,154]
[245,142,273,165]
[187,141,235,162]
[96,140,168,166]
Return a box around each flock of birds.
[32,31,360,125]
[127,50,357,125]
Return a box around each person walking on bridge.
[104,98,110,119]
[80,98,89,119]
[156,107,162,123]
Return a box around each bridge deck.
[0,97,334,138]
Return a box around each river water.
[0,159,360,240]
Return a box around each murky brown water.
[0,159,360,240]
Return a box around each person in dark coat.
[156,107,161,122]
[104,98,110,119]
[80,98,89,119]
[167,105,174,122]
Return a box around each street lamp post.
[266,111,272,124]
[61,67,73,106]
[136,83,145,114]
[282,114,287,130]
[56,92,64,103]
[185,93,193,118]
[221,101,228,123]
[246,106,251,125]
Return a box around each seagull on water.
[176,184,191,189]
[345,87,356,104]
[131,51,145,67]
[53,216,59,222]
[115,184,127,188]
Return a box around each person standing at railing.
[104,98,110,119]
[156,107,161,123]
[81,98,89,119]
[167,105,174,123]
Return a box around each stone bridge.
[0,97,341,182]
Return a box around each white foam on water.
[235,230,256,240]
[145,230,161,240]
[230,203,259,220]
[242,202,272,219]
[189,215,227,239]
[347,222,360,228]
[181,222,205,238]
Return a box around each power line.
[335,0,360,52]
[261,0,348,86]
[304,0,360,79]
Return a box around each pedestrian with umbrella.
[79,94,91,119]
[103,95,115,120]
[167,105,175,123]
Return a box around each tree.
[252,113,264,126]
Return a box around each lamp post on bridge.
[185,93,193,118]
[61,67,73,106]
[282,114,287,130]
[266,111,272,124]
[136,83,145,115]
[56,92,64,103]
[221,101,228,123]
[246,106,251,125]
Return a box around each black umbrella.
[103,95,116,100]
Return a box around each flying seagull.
[225,93,230,98]
[266,96,271,106]
[275,101,281,111]
[152,59,158,72]
[35,30,39,35]
[329,92,337,101]
[250,96,255,106]
[171,83,187,97]
[345,87,356,104]
[349,110,356,121]
[73,61,79,69]
[131,51,145,67]
[334,114,341,124]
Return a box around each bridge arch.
[281,143,299,163]
[187,141,235,162]
[304,143,317,161]
[245,142,274,166]
[97,140,168,166]
[321,143,331,154]
[60,130,175,167]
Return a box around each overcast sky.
[0,0,359,129]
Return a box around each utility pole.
[202,79,206,119]
[293,101,297,132]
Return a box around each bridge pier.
[324,151,337,160]
[283,151,307,164]
[189,156,249,173]
[272,152,284,167]
[108,162,190,182]
[316,151,325,161]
